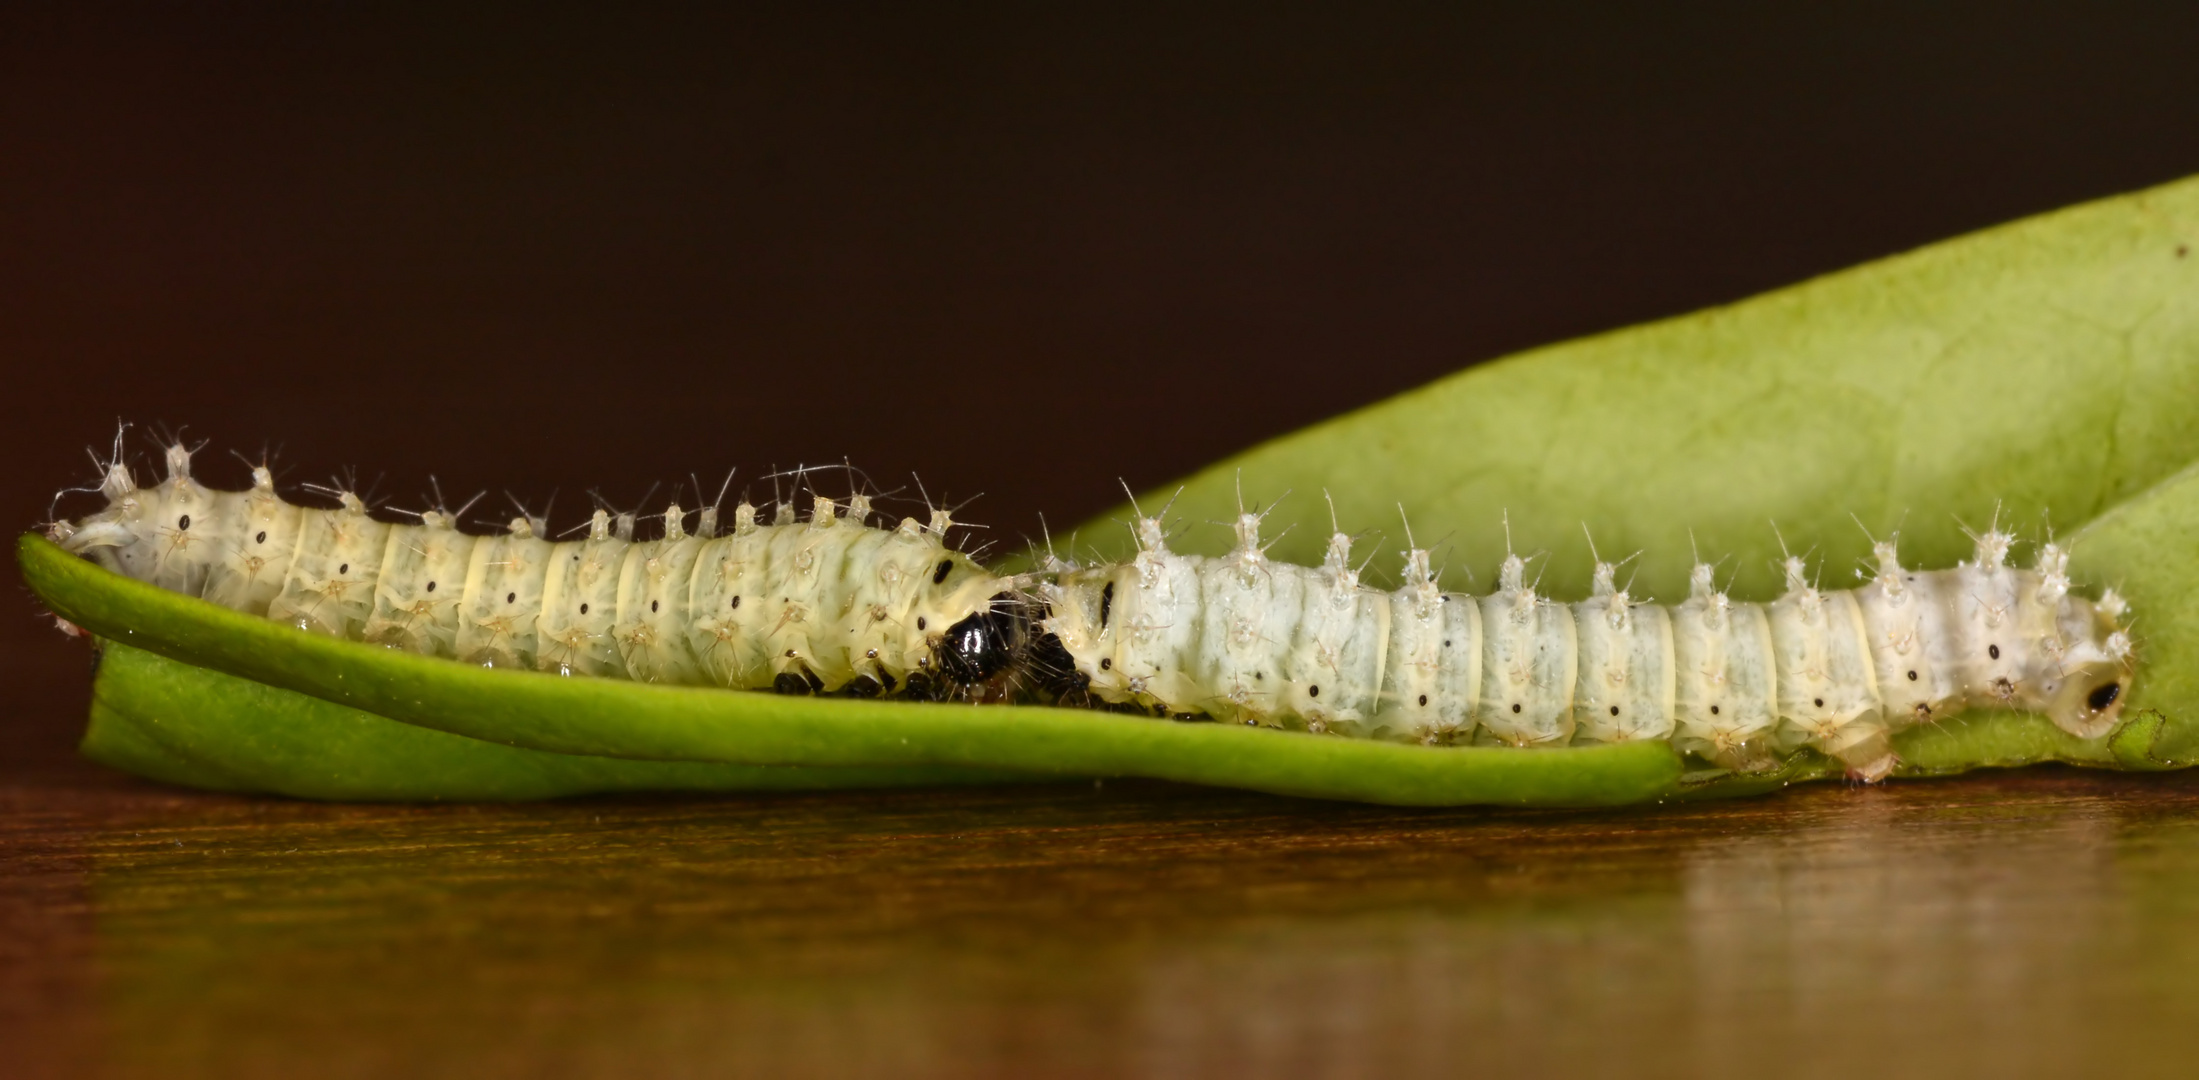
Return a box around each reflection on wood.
[3,763,2198,1078]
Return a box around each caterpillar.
[53,441,1023,701]
[45,436,2137,783]
[1032,498,2136,781]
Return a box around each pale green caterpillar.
[1035,496,2134,781]
[53,441,1022,700]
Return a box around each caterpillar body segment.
[1764,557,1886,767]
[1382,548,1480,744]
[536,509,631,678]
[1569,561,1676,747]
[1034,499,2137,778]
[362,507,471,658]
[1670,563,1780,769]
[458,516,555,670]
[1475,552,1577,748]
[205,466,307,616]
[57,445,1022,700]
[615,504,712,685]
[267,490,390,640]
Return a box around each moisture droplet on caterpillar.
[49,438,2137,782]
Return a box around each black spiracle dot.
[1418,694,1428,707]
[1710,705,1721,715]
[338,563,348,574]
[509,592,518,605]
[730,595,741,609]
[917,616,927,631]
[1100,658,1112,670]
[425,581,436,593]
[2089,682,2122,711]
[1609,705,1620,716]
[255,530,267,544]
[1989,644,2001,660]
[177,514,190,530]
[1814,697,1824,707]
[1307,684,1319,698]
[1442,640,1452,648]
[578,603,589,615]
[649,599,658,613]
[1907,670,1919,681]
[932,559,953,584]
[1510,703,1522,714]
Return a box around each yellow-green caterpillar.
[54,441,1021,700]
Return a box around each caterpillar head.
[59,447,214,587]
[900,549,1021,696]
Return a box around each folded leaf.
[21,175,2199,804]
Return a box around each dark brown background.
[6,6,2199,1076]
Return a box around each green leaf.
[20,174,2199,804]
[84,642,1049,801]
[22,535,1684,807]
[1077,173,2199,784]
[1083,177,2199,605]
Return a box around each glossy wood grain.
[7,664,2199,1078]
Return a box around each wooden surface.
[7,657,2199,1078]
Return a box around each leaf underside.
[22,175,2199,805]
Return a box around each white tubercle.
[101,462,136,499]
[164,442,193,482]
[2035,542,2071,603]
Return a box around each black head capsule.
[1023,627,1091,701]
[936,592,1024,689]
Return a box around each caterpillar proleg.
[45,435,2137,783]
